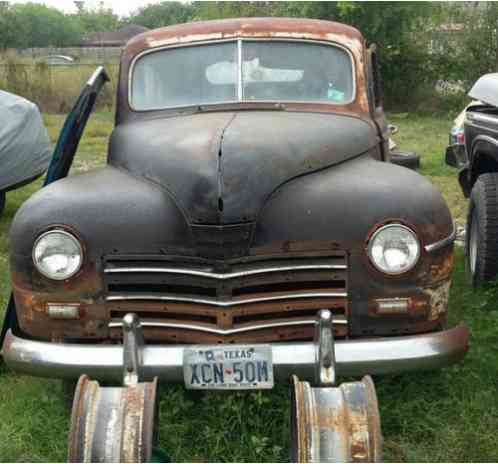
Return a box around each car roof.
[124,17,364,56]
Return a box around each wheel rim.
[469,208,479,275]
[68,375,158,463]
[290,375,382,462]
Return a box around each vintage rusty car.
[1,18,469,461]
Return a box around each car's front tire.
[466,173,498,287]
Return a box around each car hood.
[109,111,377,224]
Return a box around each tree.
[337,2,440,106]
[75,7,121,33]
[192,2,283,20]
[0,3,83,48]
[442,2,498,87]
[129,2,195,29]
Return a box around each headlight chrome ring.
[33,229,83,281]
[367,223,421,275]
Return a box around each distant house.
[82,24,149,48]
[429,23,466,54]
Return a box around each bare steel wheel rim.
[290,375,382,462]
[469,208,478,276]
[68,375,158,463]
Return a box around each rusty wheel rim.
[289,375,383,463]
[361,375,383,462]
[290,376,322,463]
[290,375,311,463]
[67,376,158,463]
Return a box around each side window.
[370,45,384,109]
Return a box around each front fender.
[469,134,498,186]
[10,166,194,263]
[8,166,194,340]
[253,156,453,252]
[253,156,454,337]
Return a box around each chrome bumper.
[2,325,469,383]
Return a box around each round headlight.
[367,224,420,275]
[33,230,83,280]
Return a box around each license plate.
[183,344,274,390]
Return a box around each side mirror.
[445,143,468,169]
[445,146,460,168]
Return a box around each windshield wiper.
[195,102,288,112]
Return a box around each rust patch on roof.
[125,18,364,54]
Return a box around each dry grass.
[0,60,119,113]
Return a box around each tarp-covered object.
[0,90,51,192]
[468,73,498,108]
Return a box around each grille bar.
[103,254,349,342]
[106,291,348,307]
[108,316,347,336]
[104,263,346,279]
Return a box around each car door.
[44,66,109,184]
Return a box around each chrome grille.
[104,254,349,342]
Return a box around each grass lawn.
[1,110,497,462]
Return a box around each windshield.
[131,40,355,110]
